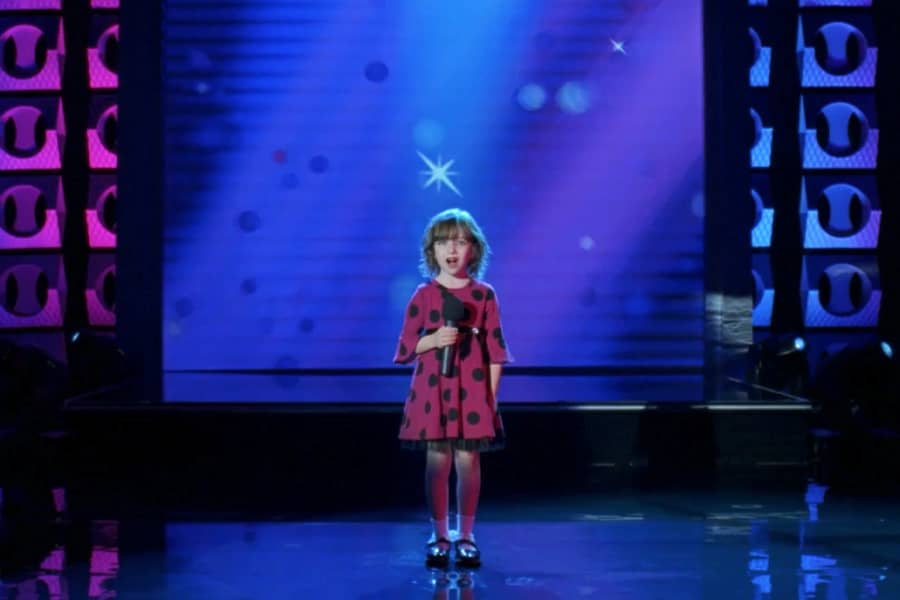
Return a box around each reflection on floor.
[2,483,899,599]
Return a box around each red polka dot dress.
[393,279,510,451]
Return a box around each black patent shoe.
[454,538,481,568]
[425,537,451,567]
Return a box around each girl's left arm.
[484,285,510,402]
[490,363,503,401]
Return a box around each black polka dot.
[419,429,426,439]
[486,289,495,301]
[416,362,424,375]
[399,343,408,356]
[460,389,468,401]
[309,155,329,173]
[365,61,389,82]
[425,402,432,414]
[429,310,440,323]
[409,304,419,318]
[472,368,485,381]
[428,374,438,387]
[467,411,481,425]
[471,289,484,301]
[440,415,448,427]
[408,390,416,402]
[448,408,459,421]
[493,328,506,349]
[442,389,451,402]
[237,210,261,232]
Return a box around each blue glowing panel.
[749,28,771,88]
[750,108,773,168]
[752,253,773,328]
[751,175,774,249]
[800,97,878,170]
[804,256,880,328]
[798,17,877,89]
[799,0,871,6]
[162,0,705,402]
[802,177,880,249]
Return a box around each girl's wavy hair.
[419,208,491,279]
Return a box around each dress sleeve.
[393,286,426,364]
[484,286,510,364]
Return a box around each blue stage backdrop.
[162,0,705,402]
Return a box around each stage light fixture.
[746,334,810,400]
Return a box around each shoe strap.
[427,538,452,547]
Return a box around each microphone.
[440,294,465,377]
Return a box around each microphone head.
[442,294,465,322]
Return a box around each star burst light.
[417,151,462,197]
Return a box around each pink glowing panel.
[0,21,65,92]
[37,575,64,597]
[86,257,115,326]
[88,23,118,90]
[87,211,116,248]
[0,101,65,170]
[87,129,117,169]
[87,104,118,169]
[0,131,62,170]
[0,256,66,329]
[39,548,65,572]
[0,0,62,10]
[91,0,120,8]
[88,48,118,89]
[0,179,65,250]
[51,487,67,513]
[89,574,117,598]
[89,548,119,575]
[86,292,115,326]
[88,177,116,247]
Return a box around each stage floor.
[2,487,898,599]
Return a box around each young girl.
[393,208,509,568]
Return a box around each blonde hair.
[419,208,491,279]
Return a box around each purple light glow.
[499,0,703,364]
[0,22,64,92]
[88,24,119,90]
[0,102,65,170]
[86,257,115,326]
[0,0,62,10]
[86,210,116,248]
[87,129,118,169]
[0,131,63,170]
[0,179,65,250]
[0,255,65,329]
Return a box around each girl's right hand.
[433,326,458,348]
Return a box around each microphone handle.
[440,319,456,377]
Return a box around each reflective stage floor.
[2,485,899,599]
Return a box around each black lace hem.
[400,434,506,453]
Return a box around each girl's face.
[433,227,473,278]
